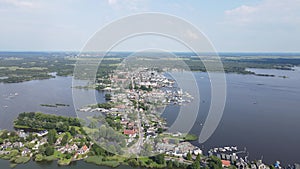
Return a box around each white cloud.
[185,29,199,40]
[106,0,148,12]
[224,0,300,26]
[0,0,39,9]
[108,0,117,6]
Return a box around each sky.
[0,0,299,52]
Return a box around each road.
[127,76,144,155]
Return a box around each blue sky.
[0,0,299,52]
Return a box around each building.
[124,129,137,137]
[222,160,231,167]
[78,145,89,155]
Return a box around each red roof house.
[123,129,136,136]
[221,160,231,167]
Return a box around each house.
[55,137,62,146]
[222,160,231,167]
[22,148,31,156]
[77,145,89,155]
[193,148,202,155]
[124,129,137,137]
[156,143,176,153]
[58,143,78,153]
[37,130,48,137]
[17,130,27,138]
[236,158,248,169]
[172,132,182,137]
[256,160,268,169]
[12,142,24,148]
[251,164,257,169]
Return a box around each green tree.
[173,160,180,168]
[190,161,200,169]
[196,154,201,161]
[38,145,46,155]
[153,154,165,164]
[70,126,76,136]
[157,128,163,134]
[47,129,57,145]
[208,156,222,169]
[0,130,9,139]
[65,153,72,159]
[186,152,192,161]
[167,160,173,169]
[105,93,112,100]
[27,133,34,141]
[35,154,44,162]
[128,158,139,167]
[45,146,54,156]
[61,133,69,145]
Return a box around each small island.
[40,103,70,108]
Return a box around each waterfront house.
[37,130,48,137]
[222,160,231,167]
[256,160,268,169]
[156,143,176,153]
[193,148,203,155]
[17,130,27,138]
[236,158,248,169]
[21,148,31,156]
[78,145,89,155]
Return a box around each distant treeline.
[1,52,300,83]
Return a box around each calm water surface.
[165,68,300,165]
[0,159,142,169]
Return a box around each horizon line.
[1,50,300,54]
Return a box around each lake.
[1,68,300,167]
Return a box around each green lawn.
[12,156,31,164]
[84,156,121,168]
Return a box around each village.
[78,67,197,155]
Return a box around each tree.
[65,153,72,159]
[153,154,165,164]
[173,160,180,168]
[70,126,76,136]
[208,156,222,169]
[27,133,34,141]
[0,130,9,139]
[47,129,57,145]
[105,93,112,100]
[38,145,46,155]
[167,160,173,169]
[196,154,201,161]
[35,154,43,162]
[45,146,54,156]
[61,133,69,145]
[157,128,163,134]
[186,152,192,161]
[91,144,106,156]
[128,158,139,167]
[190,161,200,169]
